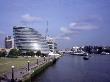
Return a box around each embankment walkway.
[0,56,60,82]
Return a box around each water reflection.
[34,55,110,82]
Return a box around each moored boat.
[83,53,89,60]
[83,56,89,60]
[70,51,86,56]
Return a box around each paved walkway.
[0,56,55,82]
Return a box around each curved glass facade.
[13,26,49,54]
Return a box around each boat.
[83,53,89,60]
[101,52,110,55]
[83,56,89,60]
[70,51,86,56]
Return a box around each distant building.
[0,48,11,55]
[72,46,80,52]
[47,37,57,53]
[5,36,14,49]
[13,26,49,54]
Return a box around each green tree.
[36,50,41,56]
[8,48,20,58]
[26,50,34,56]
[0,49,7,57]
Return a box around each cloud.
[69,22,98,30]
[60,21,99,39]
[63,36,71,40]
[53,36,71,40]
[21,14,43,23]
[60,26,78,36]
[60,22,98,34]
[69,22,77,27]
[60,27,73,34]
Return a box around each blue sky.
[0,0,110,49]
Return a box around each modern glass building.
[13,26,49,54]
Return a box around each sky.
[0,0,110,49]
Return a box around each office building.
[47,37,57,53]
[5,36,14,49]
[13,26,49,54]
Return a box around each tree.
[103,47,110,53]
[8,48,20,58]
[36,50,41,56]
[0,49,7,57]
[26,50,34,56]
[84,46,91,54]
[97,47,103,54]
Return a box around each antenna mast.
[45,21,48,39]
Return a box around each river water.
[34,55,110,82]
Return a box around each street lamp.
[37,58,39,65]
[44,56,45,61]
[35,56,39,65]
[11,65,15,82]
[27,61,30,71]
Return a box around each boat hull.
[70,53,86,56]
[83,56,89,60]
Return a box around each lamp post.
[37,58,39,65]
[27,61,30,71]
[35,57,39,65]
[11,65,15,82]
[44,56,45,61]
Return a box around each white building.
[46,37,57,53]
[13,26,49,54]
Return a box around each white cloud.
[60,26,78,36]
[53,36,71,40]
[69,22,98,30]
[63,36,71,40]
[60,22,98,34]
[60,27,73,34]
[60,21,99,40]
[69,22,77,27]
[21,14,43,22]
